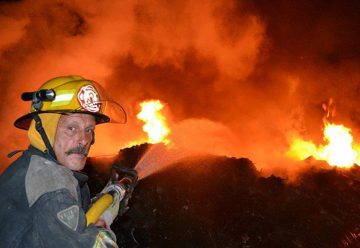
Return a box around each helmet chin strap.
[33,113,57,161]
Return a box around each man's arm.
[31,188,118,248]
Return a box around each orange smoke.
[1,0,360,176]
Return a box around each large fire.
[288,122,360,167]
[137,100,171,145]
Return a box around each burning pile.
[86,144,360,247]
[83,98,360,247]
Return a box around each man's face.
[54,113,96,171]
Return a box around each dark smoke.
[1,0,360,174]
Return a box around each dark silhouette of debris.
[85,144,360,248]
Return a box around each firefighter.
[0,76,126,247]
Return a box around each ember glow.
[288,122,360,167]
[137,100,171,145]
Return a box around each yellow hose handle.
[86,194,113,226]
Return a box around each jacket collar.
[26,145,89,186]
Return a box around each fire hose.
[86,164,138,226]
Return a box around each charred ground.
[85,144,360,248]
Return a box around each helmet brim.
[14,111,114,130]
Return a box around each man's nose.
[76,130,91,146]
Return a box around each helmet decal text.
[77,85,100,112]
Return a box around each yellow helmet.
[15,75,126,130]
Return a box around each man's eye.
[67,126,76,131]
[85,128,94,133]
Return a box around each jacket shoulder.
[25,155,78,207]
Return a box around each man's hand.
[94,219,107,228]
[98,183,124,228]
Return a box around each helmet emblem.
[77,85,100,112]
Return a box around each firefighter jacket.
[0,146,118,247]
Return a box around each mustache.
[65,145,88,156]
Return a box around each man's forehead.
[59,113,96,125]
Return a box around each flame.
[137,100,171,145]
[316,123,358,166]
[288,122,360,167]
